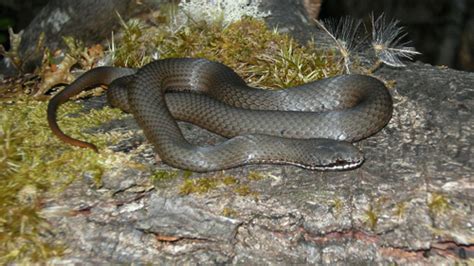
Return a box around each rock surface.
[45,62,473,264]
[0,0,165,75]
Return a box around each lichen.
[178,0,270,26]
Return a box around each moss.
[179,177,221,195]
[149,170,179,182]
[364,205,379,230]
[221,175,239,185]
[178,174,242,195]
[233,185,254,196]
[182,170,193,179]
[113,15,342,87]
[221,207,238,218]
[394,201,406,220]
[178,174,259,196]
[247,171,266,181]
[331,198,344,217]
[428,193,449,215]
[0,98,129,263]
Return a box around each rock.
[0,0,165,75]
[136,195,242,241]
[46,61,473,263]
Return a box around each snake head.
[302,139,365,171]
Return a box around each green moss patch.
[0,98,128,263]
[113,16,342,88]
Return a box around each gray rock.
[46,61,473,264]
[136,194,242,242]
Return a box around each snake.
[47,58,393,172]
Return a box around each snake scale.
[47,58,393,172]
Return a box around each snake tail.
[47,67,135,152]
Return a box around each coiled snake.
[47,58,393,172]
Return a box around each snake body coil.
[47,58,392,172]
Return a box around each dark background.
[0,0,49,47]
[0,0,473,71]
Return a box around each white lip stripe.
[254,159,364,171]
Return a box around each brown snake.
[47,58,393,172]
